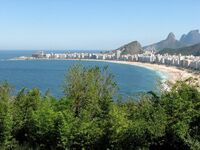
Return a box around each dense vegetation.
[158,43,200,56]
[0,65,200,150]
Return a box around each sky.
[0,0,200,50]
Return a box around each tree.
[62,65,117,149]
[158,79,200,149]
[12,88,41,146]
[110,96,167,150]
[0,82,12,148]
[0,65,199,150]
[63,65,117,117]
[31,95,61,149]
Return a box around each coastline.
[74,59,200,84]
[10,57,200,85]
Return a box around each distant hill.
[114,41,144,55]
[144,32,185,51]
[144,29,200,51]
[157,43,200,56]
[180,30,200,46]
[113,29,200,54]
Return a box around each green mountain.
[158,43,200,56]
[115,41,144,55]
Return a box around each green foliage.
[0,66,200,149]
[62,65,117,149]
[0,82,12,148]
[32,97,60,149]
[12,88,41,145]
[63,65,117,117]
[158,79,200,149]
[158,43,200,56]
[109,95,167,149]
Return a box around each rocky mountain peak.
[166,32,176,40]
[144,30,200,51]
[143,32,183,51]
[189,29,199,34]
[180,34,186,40]
[180,29,200,45]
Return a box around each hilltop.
[144,30,200,51]
[180,29,200,45]
[144,32,185,51]
[112,29,200,55]
[114,41,144,55]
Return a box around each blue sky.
[0,0,200,50]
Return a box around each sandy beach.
[78,59,200,84]
[12,57,200,85]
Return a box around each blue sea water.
[0,50,162,97]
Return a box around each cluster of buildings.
[121,53,200,71]
[30,50,200,71]
[31,51,116,60]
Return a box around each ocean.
[0,50,162,97]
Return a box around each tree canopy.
[0,65,200,149]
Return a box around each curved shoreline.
[73,59,199,84]
[10,58,200,84]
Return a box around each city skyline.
[0,0,200,50]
